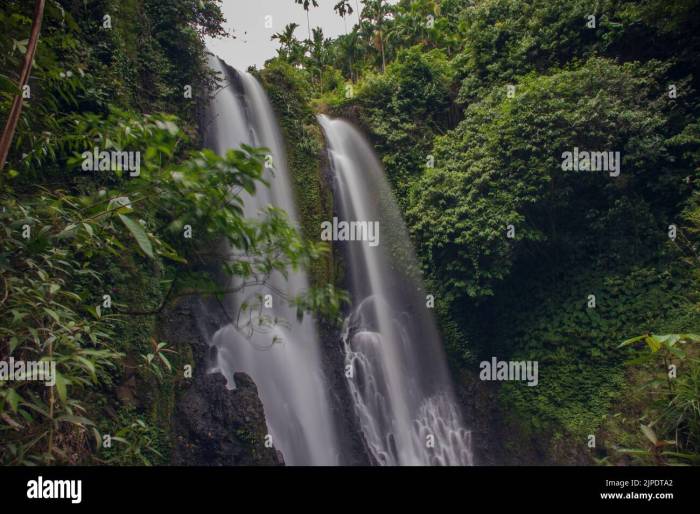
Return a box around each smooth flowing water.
[319,115,473,466]
[204,56,341,465]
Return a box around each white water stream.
[319,115,473,465]
[204,57,341,465]
[202,55,472,466]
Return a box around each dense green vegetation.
[254,60,336,290]
[2,0,699,466]
[0,0,332,465]
[265,0,700,464]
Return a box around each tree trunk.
[380,29,386,73]
[378,0,385,73]
[0,0,46,172]
[306,10,311,40]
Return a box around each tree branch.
[0,0,46,172]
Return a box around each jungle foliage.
[0,0,330,465]
[266,0,700,464]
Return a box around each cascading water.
[203,56,342,465]
[318,115,474,466]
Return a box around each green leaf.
[56,415,95,427]
[118,214,153,258]
[43,308,61,324]
[616,448,652,456]
[54,372,68,403]
[0,73,20,94]
[5,389,21,412]
[646,336,662,353]
[75,356,97,381]
[157,352,172,371]
[619,335,646,348]
[9,337,20,354]
[640,424,658,445]
[57,223,78,238]
[82,222,94,237]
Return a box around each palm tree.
[334,1,355,81]
[385,1,433,52]
[361,0,389,72]
[271,23,301,63]
[334,0,354,35]
[294,0,319,41]
[310,27,327,89]
[336,28,363,82]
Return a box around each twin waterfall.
[204,57,473,466]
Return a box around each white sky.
[205,0,362,70]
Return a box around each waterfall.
[201,54,472,466]
[203,56,342,465]
[318,115,474,466]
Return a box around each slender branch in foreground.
[0,0,46,172]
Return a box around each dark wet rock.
[172,369,281,466]
[163,296,282,466]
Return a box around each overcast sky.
[205,0,362,70]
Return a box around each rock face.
[163,296,282,466]
[173,370,282,466]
